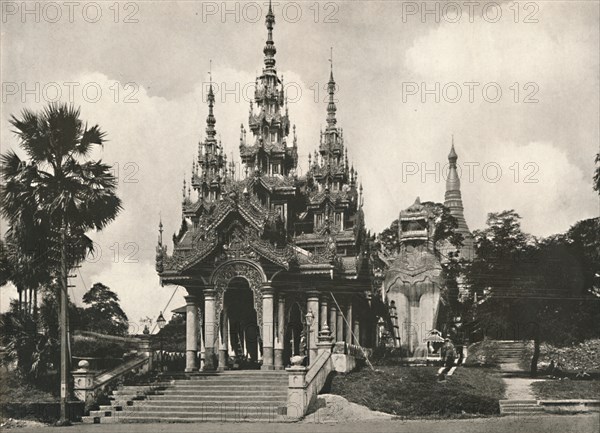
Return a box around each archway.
[284,301,305,363]
[223,277,261,369]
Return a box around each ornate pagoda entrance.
[222,277,261,369]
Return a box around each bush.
[71,335,135,359]
[464,339,501,367]
[521,339,600,374]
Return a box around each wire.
[329,291,374,371]
[151,285,180,334]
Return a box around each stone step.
[161,386,285,392]
[122,404,284,412]
[115,416,285,423]
[171,380,287,386]
[83,415,286,424]
[499,399,537,406]
[152,391,286,398]
[501,409,545,415]
[123,400,286,408]
[132,396,287,403]
[104,411,283,420]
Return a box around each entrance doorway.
[223,277,261,369]
[284,301,305,363]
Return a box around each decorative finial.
[448,135,458,162]
[326,52,337,129]
[263,0,276,71]
[329,46,333,72]
[158,213,164,245]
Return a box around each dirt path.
[500,362,545,399]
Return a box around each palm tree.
[0,103,122,423]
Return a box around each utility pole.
[58,221,71,426]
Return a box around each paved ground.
[500,362,544,399]
[9,414,600,433]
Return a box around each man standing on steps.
[438,337,457,381]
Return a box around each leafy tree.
[465,211,600,375]
[80,283,129,336]
[421,201,464,259]
[0,103,121,420]
[0,286,79,382]
[377,219,400,254]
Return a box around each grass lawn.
[329,365,505,419]
[532,380,600,400]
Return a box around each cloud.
[1,1,598,322]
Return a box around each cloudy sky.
[1,1,598,328]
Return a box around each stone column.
[274,293,285,369]
[203,290,217,371]
[317,294,334,355]
[307,291,320,364]
[345,301,353,346]
[199,307,205,370]
[329,303,337,342]
[261,284,275,370]
[319,295,329,335]
[336,303,344,342]
[184,295,198,372]
[353,318,360,346]
[218,306,228,371]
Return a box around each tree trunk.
[33,287,38,319]
[23,288,28,314]
[18,288,22,311]
[530,335,540,377]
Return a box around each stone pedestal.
[286,365,308,420]
[72,361,95,403]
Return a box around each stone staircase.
[496,340,529,364]
[499,399,545,416]
[82,370,289,423]
[495,340,546,417]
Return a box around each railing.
[72,335,155,405]
[286,350,333,419]
[92,354,149,389]
[304,351,333,407]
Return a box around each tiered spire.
[263,0,276,73]
[240,0,296,176]
[326,47,337,130]
[205,71,217,143]
[444,137,474,259]
[309,50,349,191]
[194,64,227,201]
